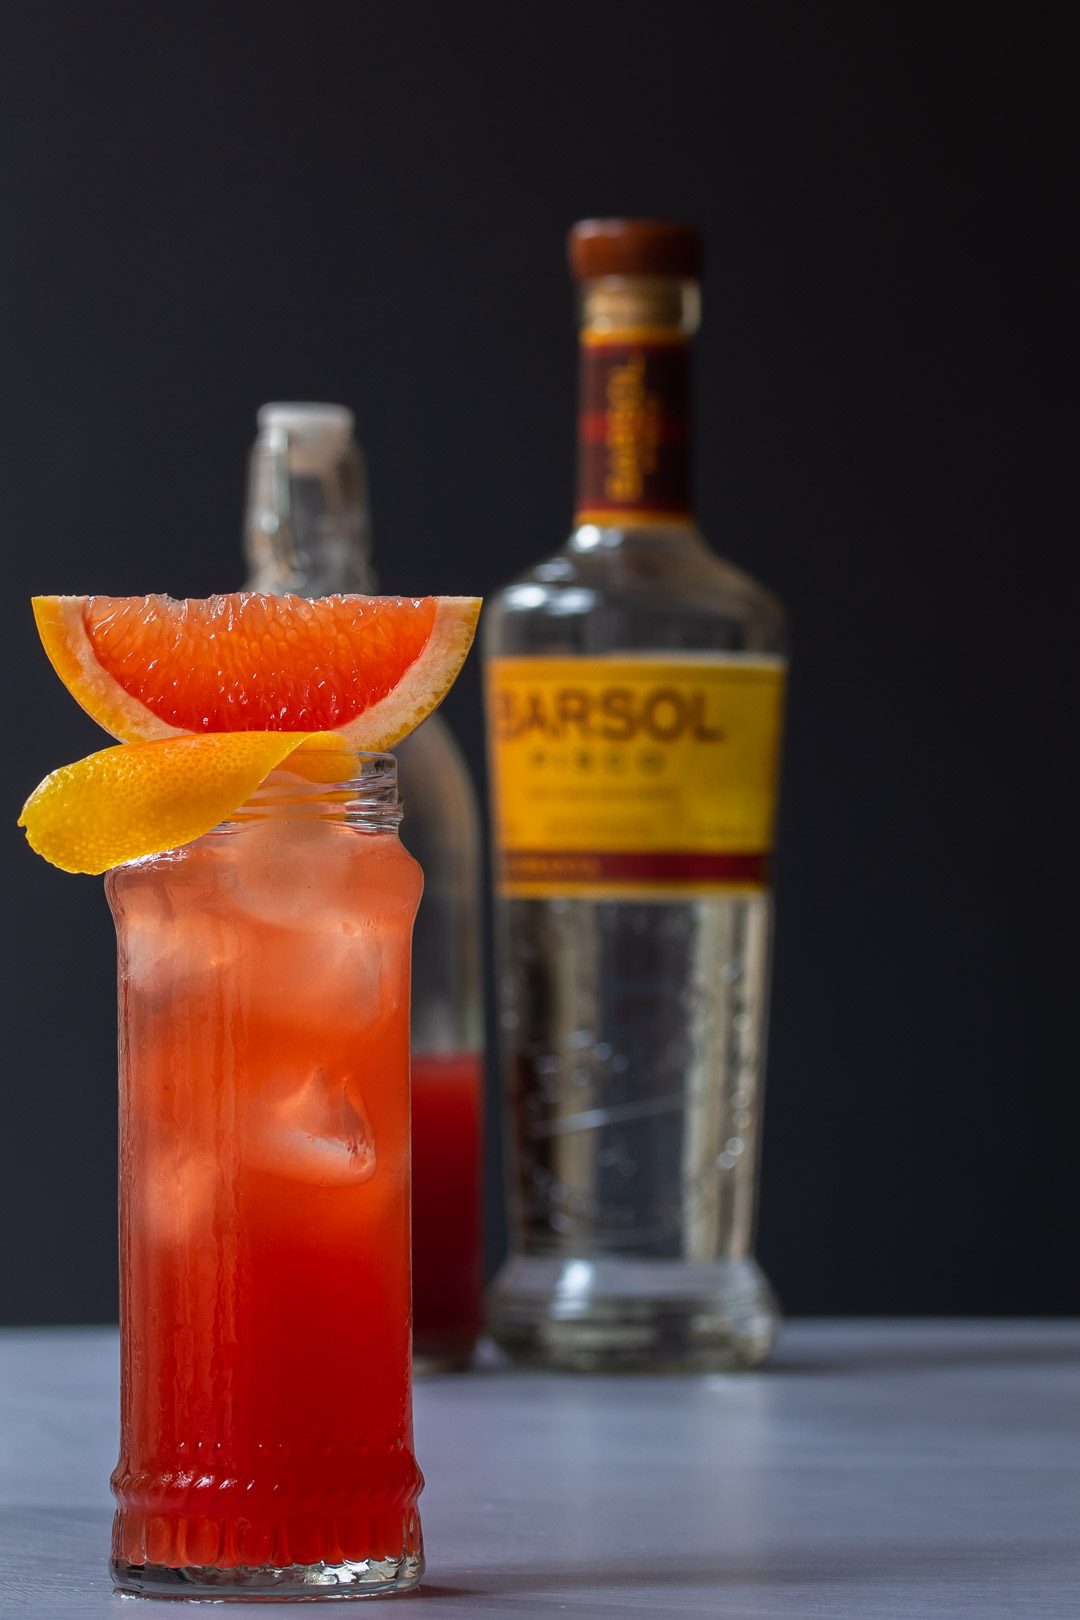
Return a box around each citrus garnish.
[20,592,481,874]
[32,592,481,750]
[18,732,340,875]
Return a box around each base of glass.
[110,1549,424,1601]
[488,1253,780,1372]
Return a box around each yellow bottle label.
[486,654,786,898]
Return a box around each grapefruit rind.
[31,593,482,748]
[33,595,191,743]
[18,731,338,875]
[334,595,481,749]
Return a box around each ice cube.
[122,901,239,1015]
[255,1066,377,1186]
[254,911,401,1036]
[299,919,383,1016]
[226,816,358,930]
[134,1145,217,1246]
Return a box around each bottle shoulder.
[485,526,785,657]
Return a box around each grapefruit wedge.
[32,592,481,750]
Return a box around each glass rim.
[276,744,397,766]
[257,746,398,793]
[224,747,401,827]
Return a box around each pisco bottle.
[483,222,786,1370]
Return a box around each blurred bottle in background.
[483,222,786,1370]
[244,403,484,1372]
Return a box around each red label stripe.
[500,851,770,885]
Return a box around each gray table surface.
[0,1322,1077,1619]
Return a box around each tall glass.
[107,750,425,1599]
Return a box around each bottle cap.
[257,402,355,444]
[567,219,703,281]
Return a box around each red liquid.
[108,823,424,1575]
[411,1052,483,1366]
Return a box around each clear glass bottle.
[244,404,484,1372]
[483,222,787,1370]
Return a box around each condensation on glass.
[109,752,425,1598]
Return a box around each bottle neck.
[573,274,699,530]
[244,414,378,597]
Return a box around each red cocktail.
[108,757,425,1598]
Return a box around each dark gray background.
[1,3,1072,1323]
